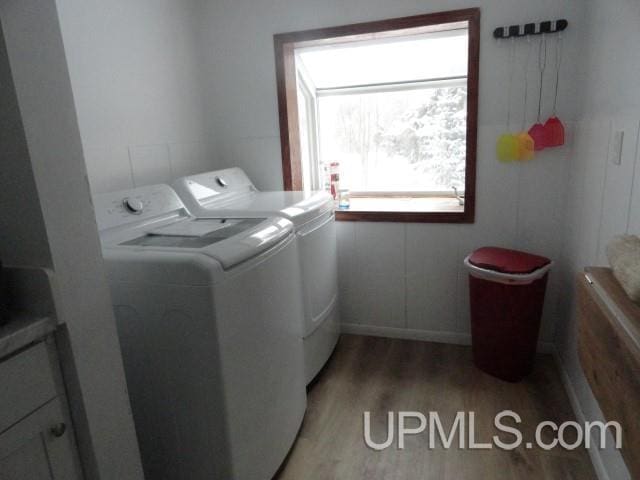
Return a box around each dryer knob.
[123,197,144,214]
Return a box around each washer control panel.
[94,184,185,231]
[178,167,255,204]
[122,197,145,214]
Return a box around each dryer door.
[297,211,338,337]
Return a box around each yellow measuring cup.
[496,39,519,162]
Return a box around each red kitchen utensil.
[528,123,547,151]
[544,34,565,147]
[528,35,550,151]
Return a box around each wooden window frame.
[274,8,480,223]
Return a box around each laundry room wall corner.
[0,0,145,478]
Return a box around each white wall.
[199,0,583,345]
[0,1,144,477]
[55,0,219,194]
[31,0,635,477]
[553,1,639,479]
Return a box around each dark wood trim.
[274,39,303,190]
[274,8,480,45]
[335,210,473,223]
[463,8,480,224]
[274,8,480,222]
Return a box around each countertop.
[584,266,640,346]
[0,314,57,360]
[578,267,640,479]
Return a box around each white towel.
[606,234,640,304]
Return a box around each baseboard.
[552,348,611,480]
[340,323,555,353]
[340,323,472,345]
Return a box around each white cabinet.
[0,399,80,480]
[0,340,82,480]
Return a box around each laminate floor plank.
[276,335,597,480]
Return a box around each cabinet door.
[0,398,82,480]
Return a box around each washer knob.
[215,176,228,188]
[123,197,144,214]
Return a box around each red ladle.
[544,34,565,147]
[528,35,551,151]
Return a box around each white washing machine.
[173,168,340,384]
[93,184,306,480]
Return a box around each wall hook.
[493,19,568,40]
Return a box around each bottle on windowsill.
[338,189,350,210]
[329,162,340,200]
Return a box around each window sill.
[334,196,473,223]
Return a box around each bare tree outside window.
[274,9,479,222]
[319,85,467,193]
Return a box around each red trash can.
[464,247,552,382]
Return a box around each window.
[274,9,479,222]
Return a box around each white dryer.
[93,184,306,480]
[173,168,340,384]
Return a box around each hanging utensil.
[544,33,565,147]
[497,38,519,162]
[528,34,549,151]
[517,38,535,161]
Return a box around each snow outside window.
[296,27,469,196]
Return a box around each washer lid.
[123,218,266,248]
[204,191,333,227]
[468,247,551,275]
[119,217,293,270]
[173,169,334,227]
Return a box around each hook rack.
[493,19,568,39]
